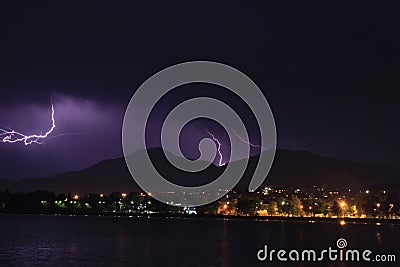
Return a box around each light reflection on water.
[0,214,398,266]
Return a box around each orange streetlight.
[340,201,347,218]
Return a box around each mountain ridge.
[0,149,398,194]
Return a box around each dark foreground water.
[0,214,398,267]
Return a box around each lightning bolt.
[0,102,57,145]
[205,130,224,166]
[232,130,264,149]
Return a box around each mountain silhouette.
[0,148,398,194]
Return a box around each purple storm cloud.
[0,95,124,179]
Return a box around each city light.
[3,186,399,219]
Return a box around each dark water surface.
[0,214,398,266]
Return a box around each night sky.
[0,2,399,179]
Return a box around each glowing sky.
[0,2,399,179]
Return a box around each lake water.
[0,214,398,266]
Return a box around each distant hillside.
[0,178,16,191]
[0,149,398,194]
[236,150,399,190]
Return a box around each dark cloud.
[0,1,399,178]
[0,95,124,179]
